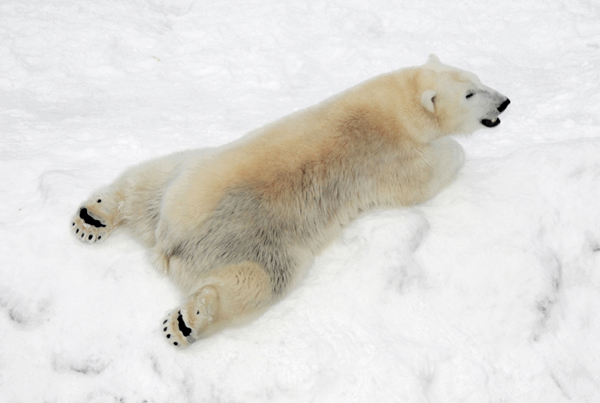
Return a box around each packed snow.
[1,0,600,402]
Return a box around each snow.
[1,0,600,401]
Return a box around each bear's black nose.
[498,98,510,113]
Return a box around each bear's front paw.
[71,200,110,243]
[162,309,197,348]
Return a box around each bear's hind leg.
[72,151,191,245]
[72,190,122,243]
[162,262,273,348]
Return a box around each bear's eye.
[465,92,475,99]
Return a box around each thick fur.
[72,55,509,347]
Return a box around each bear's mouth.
[481,117,500,128]
[481,98,510,128]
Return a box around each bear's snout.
[498,98,510,113]
[480,96,510,128]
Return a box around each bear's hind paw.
[162,309,197,348]
[71,204,110,244]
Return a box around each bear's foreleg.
[422,137,465,200]
[162,261,273,348]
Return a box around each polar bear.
[72,55,509,348]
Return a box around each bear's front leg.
[422,136,465,199]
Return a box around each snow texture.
[1,0,600,402]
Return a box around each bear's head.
[418,54,510,136]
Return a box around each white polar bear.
[72,55,509,348]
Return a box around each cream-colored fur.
[72,55,509,347]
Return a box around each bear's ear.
[426,54,442,65]
[421,89,437,113]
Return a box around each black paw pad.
[79,208,106,228]
[177,312,192,337]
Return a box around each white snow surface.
[1,0,600,402]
